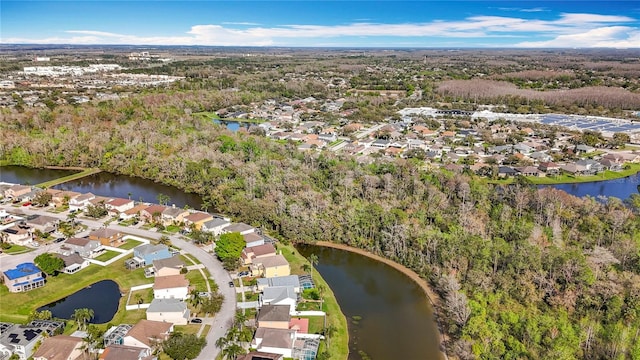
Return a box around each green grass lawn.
[173,324,202,335]
[94,250,121,262]
[185,268,211,293]
[279,243,349,360]
[180,254,201,265]
[165,225,181,233]
[297,315,325,334]
[0,257,150,324]
[1,245,32,254]
[119,239,143,250]
[128,288,154,305]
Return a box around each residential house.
[61,237,102,258]
[59,253,90,274]
[24,215,58,234]
[139,205,168,224]
[371,139,390,149]
[103,325,133,347]
[2,226,32,246]
[122,320,173,350]
[4,185,32,200]
[51,191,81,208]
[513,143,533,154]
[237,352,283,360]
[251,328,296,358]
[538,162,560,175]
[183,212,214,230]
[68,193,96,212]
[243,233,265,248]
[200,218,231,236]
[252,255,291,278]
[105,198,135,216]
[133,244,172,266]
[0,322,64,360]
[151,257,185,277]
[600,158,623,171]
[146,299,189,325]
[161,207,189,226]
[257,305,291,329]
[560,163,587,176]
[153,274,189,300]
[516,166,543,177]
[121,204,149,221]
[2,262,45,293]
[99,345,154,360]
[256,275,301,293]
[576,159,604,175]
[260,286,297,313]
[529,151,552,163]
[32,335,83,360]
[242,243,277,265]
[497,166,518,178]
[89,228,123,247]
[575,144,596,154]
[223,223,255,235]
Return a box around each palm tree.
[324,324,337,347]
[72,308,94,330]
[159,235,171,246]
[189,288,203,309]
[221,343,244,360]
[234,311,248,332]
[308,253,319,276]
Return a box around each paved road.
[0,204,235,359]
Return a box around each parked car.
[238,271,250,277]
[228,281,234,288]
[22,202,31,207]
[191,318,202,324]
[54,237,66,243]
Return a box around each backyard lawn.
[94,250,121,262]
[119,239,143,250]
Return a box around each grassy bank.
[0,257,150,324]
[488,163,640,185]
[35,167,102,188]
[278,243,349,359]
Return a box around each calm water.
[298,245,444,360]
[214,119,252,132]
[38,280,121,324]
[0,166,77,185]
[53,172,204,209]
[544,172,640,200]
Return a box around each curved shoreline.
[313,240,449,360]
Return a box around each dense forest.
[2,50,640,359]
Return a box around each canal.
[38,280,121,324]
[298,245,444,360]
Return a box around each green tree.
[215,232,244,263]
[31,191,53,207]
[34,253,65,276]
[162,333,206,360]
[308,253,319,276]
[85,202,108,218]
[157,193,171,206]
[200,293,225,314]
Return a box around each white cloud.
[515,27,640,48]
[1,12,638,47]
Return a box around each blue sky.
[2,1,639,48]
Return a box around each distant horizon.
[2,1,639,48]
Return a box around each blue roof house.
[2,262,45,293]
[133,244,172,265]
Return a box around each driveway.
[0,204,235,359]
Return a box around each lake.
[0,166,77,185]
[298,245,444,360]
[38,280,121,324]
[544,172,640,200]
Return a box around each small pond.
[38,280,121,324]
[213,119,252,132]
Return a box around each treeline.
[437,79,640,111]
[2,92,640,359]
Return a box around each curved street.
[0,204,235,360]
